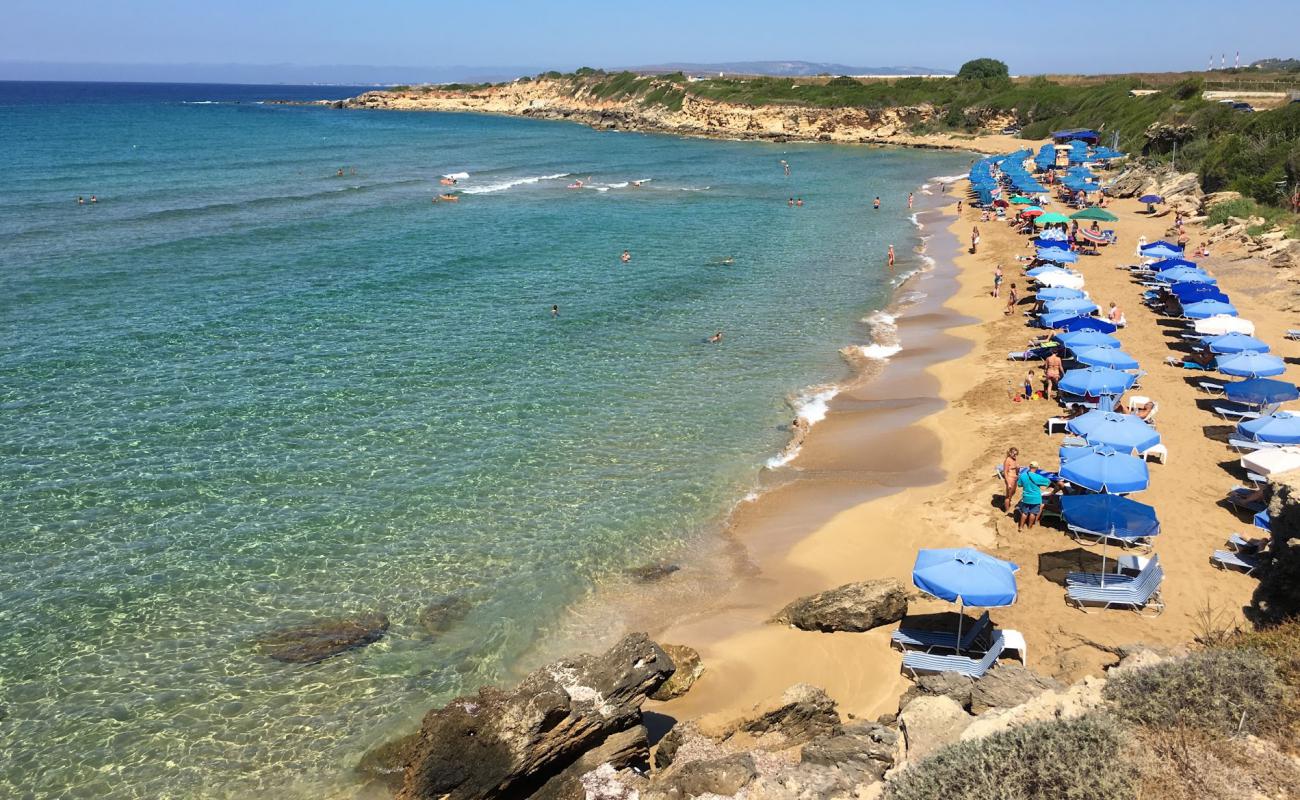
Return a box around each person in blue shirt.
[1016,461,1055,531]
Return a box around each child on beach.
[1024,370,1036,401]
[993,264,1003,298]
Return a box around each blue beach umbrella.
[1224,378,1299,406]
[1139,194,1164,204]
[1037,249,1079,264]
[1218,352,1287,378]
[1067,410,1161,453]
[1041,311,1090,329]
[1045,298,1099,316]
[1055,317,1117,334]
[1073,346,1140,371]
[1059,447,1150,493]
[1142,245,1183,260]
[1160,267,1216,285]
[1036,287,1087,301]
[1171,283,1228,303]
[1059,367,1137,397]
[1203,333,1270,355]
[1055,330,1121,349]
[1141,239,1181,252]
[912,548,1019,652]
[1027,265,1076,278]
[1182,300,1238,319]
[1060,493,1161,583]
[1239,412,1300,445]
[1149,258,1198,271]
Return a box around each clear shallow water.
[0,81,969,798]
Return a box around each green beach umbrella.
[1011,196,1035,204]
[1071,208,1119,222]
[1035,212,1071,225]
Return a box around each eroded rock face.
[257,612,389,664]
[713,683,843,749]
[898,671,974,711]
[396,633,672,800]
[645,754,757,800]
[651,644,705,701]
[969,665,1064,715]
[898,695,972,763]
[770,580,907,633]
[800,721,900,782]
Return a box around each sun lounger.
[1066,555,1164,615]
[891,611,991,653]
[1066,524,1155,552]
[1229,438,1277,453]
[1226,486,1267,514]
[1197,382,1225,395]
[1286,330,1300,341]
[901,631,1007,678]
[1046,416,1070,434]
[1228,532,1264,553]
[1166,356,1214,370]
[1008,350,1043,361]
[1211,549,1260,575]
[1214,405,1262,422]
[1140,443,1168,464]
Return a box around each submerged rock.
[395,632,672,800]
[355,732,419,792]
[626,562,681,583]
[650,644,705,701]
[770,579,907,633]
[258,612,389,664]
[417,593,474,635]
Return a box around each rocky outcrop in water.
[257,612,389,664]
[770,579,907,633]
[395,632,672,800]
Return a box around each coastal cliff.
[331,77,1016,152]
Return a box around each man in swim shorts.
[1016,462,1053,531]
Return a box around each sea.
[0,81,970,798]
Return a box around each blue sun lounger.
[1066,555,1164,615]
[901,631,1007,678]
[891,611,991,654]
[1211,549,1260,575]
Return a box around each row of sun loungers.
[1065,554,1164,615]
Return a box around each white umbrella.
[1194,315,1255,336]
[1037,272,1086,290]
[1242,447,1300,477]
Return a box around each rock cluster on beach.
[769,579,908,633]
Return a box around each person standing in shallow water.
[887,245,895,270]
[620,250,631,264]
[551,305,559,318]
[908,192,914,209]
[873,196,881,210]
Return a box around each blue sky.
[3,0,1297,81]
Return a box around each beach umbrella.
[1142,244,1185,260]
[1060,493,1161,584]
[1218,352,1287,378]
[1138,194,1163,204]
[1037,249,1079,264]
[1036,287,1087,301]
[1041,311,1088,329]
[1181,299,1238,319]
[1149,257,1198,271]
[1239,413,1300,445]
[1055,330,1121,349]
[1011,196,1035,204]
[1059,447,1150,493]
[993,199,1010,207]
[1055,316,1115,333]
[1037,272,1086,290]
[1078,229,1109,245]
[1071,208,1118,221]
[1203,333,1270,355]
[1067,411,1160,453]
[1224,378,1299,406]
[1141,240,1182,252]
[1073,346,1140,371]
[1044,298,1099,316]
[1160,267,1216,285]
[912,548,1019,652]
[1021,208,1045,218]
[1035,212,1071,225]
[1241,447,1300,477]
[1059,366,1137,397]
[1170,283,1228,303]
[1027,265,1075,278]
[1194,315,1255,336]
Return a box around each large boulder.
[711,683,842,749]
[645,754,757,800]
[897,671,974,711]
[257,612,389,664]
[355,732,418,792]
[969,665,1064,714]
[961,675,1106,742]
[770,580,907,633]
[897,695,972,763]
[800,721,900,782]
[395,633,673,800]
[651,644,705,701]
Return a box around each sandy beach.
[643,150,1293,728]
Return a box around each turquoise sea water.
[0,81,969,798]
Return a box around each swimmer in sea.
[873,196,881,210]
[621,250,631,264]
[908,192,914,209]
[77,196,84,205]
[89,195,97,204]
[337,168,345,177]
[795,198,803,207]
[708,331,723,344]
[552,305,559,317]
[788,197,794,207]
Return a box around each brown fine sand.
[648,161,1295,727]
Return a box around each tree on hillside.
[957,58,1009,81]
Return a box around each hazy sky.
[4,0,1297,79]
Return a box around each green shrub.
[1104,650,1285,735]
[828,75,860,87]
[1205,197,1260,225]
[885,716,1133,800]
[957,58,1010,81]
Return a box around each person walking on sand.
[971,225,980,254]
[873,196,880,210]
[993,264,1003,298]
[621,250,631,264]
[1002,447,1020,513]
[1043,350,1063,400]
[887,245,895,270]
[1004,282,1018,316]
[957,198,963,214]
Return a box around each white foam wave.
[909,213,922,229]
[930,173,967,183]
[765,448,800,469]
[897,290,927,306]
[679,186,710,192]
[460,173,569,195]
[743,491,762,503]
[182,100,219,105]
[864,309,898,328]
[606,181,629,189]
[891,269,921,287]
[856,343,903,360]
[921,183,931,190]
[794,386,839,425]
[443,171,469,180]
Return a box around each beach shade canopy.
[1160,267,1217,285]
[1044,298,1099,316]
[1141,239,1183,252]
[912,548,1019,607]
[1021,208,1045,218]
[1028,265,1075,278]
[1059,447,1150,493]
[1060,493,1161,539]
[1143,245,1186,260]
[1171,283,1229,303]
[1241,447,1300,477]
[1224,378,1299,406]
[1078,229,1109,245]
[1036,249,1079,263]
[1138,194,1164,204]
[1203,333,1270,355]
[1035,212,1071,225]
[1239,412,1300,445]
[1073,346,1141,371]
[1150,257,1199,271]
[1011,195,1035,204]
[1056,329,1121,349]
[1056,316,1116,333]
[1218,352,1287,378]
[1071,208,1118,221]
[1036,287,1087,301]
[1037,272,1086,290]
[1194,315,1255,336]
[1059,366,1137,397]
[1181,299,1239,319]
[1067,410,1161,453]
[993,199,1010,207]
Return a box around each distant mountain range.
[623,61,954,77]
